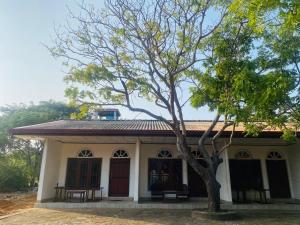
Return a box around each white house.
[11,109,300,205]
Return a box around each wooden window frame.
[65,158,102,189]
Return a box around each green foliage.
[190,2,299,141]
[282,129,297,143]
[0,153,29,192]
[0,100,78,191]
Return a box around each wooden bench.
[66,190,87,202]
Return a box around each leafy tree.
[227,0,300,137]
[0,101,78,190]
[0,153,29,192]
[49,0,296,211]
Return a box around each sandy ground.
[1,208,300,225]
[1,195,300,224]
[0,193,36,216]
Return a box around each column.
[260,159,270,199]
[133,138,141,202]
[37,139,48,202]
[37,139,62,202]
[217,148,232,202]
[182,159,188,185]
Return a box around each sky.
[0,0,214,120]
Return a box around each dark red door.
[109,158,130,197]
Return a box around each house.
[11,109,300,204]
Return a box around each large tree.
[49,0,296,211]
[0,101,78,188]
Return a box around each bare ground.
[1,194,300,224]
[0,193,36,216]
[1,208,300,225]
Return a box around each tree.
[49,0,296,211]
[229,0,300,132]
[0,101,78,189]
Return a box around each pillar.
[182,159,188,185]
[133,138,141,201]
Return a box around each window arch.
[112,149,129,158]
[191,150,203,159]
[267,151,283,160]
[78,149,93,157]
[235,150,252,159]
[157,149,173,158]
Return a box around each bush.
[0,155,29,192]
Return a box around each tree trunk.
[174,133,222,212]
[205,172,221,212]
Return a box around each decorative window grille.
[235,150,252,159]
[157,150,173,158]
[191,150,204,159]
[267,151,283,160]
[78,149,93,157]
[112,149,129,158]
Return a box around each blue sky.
[0,0,213,120]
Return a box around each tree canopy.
[0,101,77,191]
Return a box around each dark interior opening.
[187,159,207,197]
[266,160,291,198]
[148,158,183,191]
[229,159,263,202]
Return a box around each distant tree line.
[0,101,78,192]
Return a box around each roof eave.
[10,128,287,138]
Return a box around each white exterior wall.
[57,143,136,198]
[287,144,300,199]
[38,137,300,202]
[37,139,62,202]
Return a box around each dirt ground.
[0,193,36,216]
[1,195,300,224]
[1,208,300,225]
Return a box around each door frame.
[265,151,293,199]
[266,158,291,198]
[108,158,131,197]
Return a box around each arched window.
[112,149,129,158]
[78,149,93,157]
[157,150,172,158]
[191,150,203,159]
[235,150,252,159]
[267,151,283,160]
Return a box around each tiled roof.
[10,119,285,138]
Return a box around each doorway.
[266,158,291,198]
[229,159,263,202]
[187,159,207,197]
[109,158,130,197]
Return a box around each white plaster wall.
[38,139,62,201]
[287,144,300,199]
[57,143,136,198]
